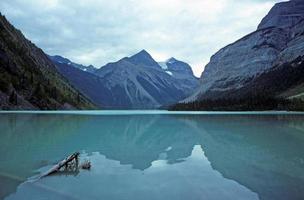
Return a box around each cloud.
[0,0,283,77]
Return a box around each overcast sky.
[0,0,284,77]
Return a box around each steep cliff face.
[187,0,304,102]
[198,28,289,96]
[0,14,95,110]
[258,0,304,30]
[277,19,304,64]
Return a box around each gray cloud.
[0,0,283,76]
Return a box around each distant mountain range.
[174,0,304,110]
[50,50,199,109]
[0,14,95,110]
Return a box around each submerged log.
[40,152,80,178]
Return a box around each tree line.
[169,95,304,111]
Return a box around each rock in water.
[80,160,91,170]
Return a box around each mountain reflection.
[1,113,304,200]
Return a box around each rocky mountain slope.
[0,14,95,110]
[51,50,199,109]
[186,0,304,102]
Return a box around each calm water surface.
[0,111,304,200]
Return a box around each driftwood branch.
[40,152,80,178]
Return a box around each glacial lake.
[0,111,304,200]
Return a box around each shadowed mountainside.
[0,14,95,110]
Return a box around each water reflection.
[0,113,304,199]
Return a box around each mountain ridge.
[48,55,96,73]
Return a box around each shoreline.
[1,110,304,115]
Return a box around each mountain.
[158,57,199,92]
[52,51,199,109]
[0,14,95,110]
[48,55,96,73]
[184,0,304,105]
[94,50,199,109]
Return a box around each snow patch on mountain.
[166,71,173,76]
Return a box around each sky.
[0,0,284,77]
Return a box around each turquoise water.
[0,111,304,200]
